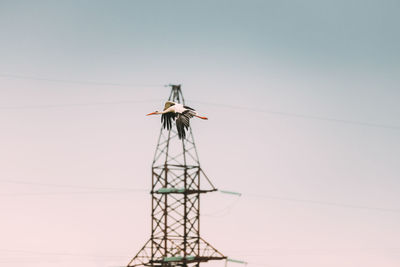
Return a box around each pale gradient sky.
[0,1,399,267]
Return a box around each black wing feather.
[161,112,176,130]
[176,110,194,139]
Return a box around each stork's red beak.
[146,112,157,116]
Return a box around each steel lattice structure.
[127,85,226,267]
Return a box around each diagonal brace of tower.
[127,85,226,267]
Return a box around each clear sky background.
[0,1,399,267]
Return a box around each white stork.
[146,101,208,139]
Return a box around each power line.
[0,99,160,110]
[0,179,147,196]
[244,193,400,213]
[0,248,127,258]
[0,97,397,130]
[225,247,400,255]
[0,73,165,88]
[1,72,398,129]
[209,191,400,215]
[0,249,129,265]
[2,179,398,214]
[0,179,148,192]
[203,197,241,217]
[191,100,400,130]
[0,189,145,197]
[0,179,140,190]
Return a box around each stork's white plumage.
[146,101,208,139]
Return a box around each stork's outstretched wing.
[176,110,195,139]
[161,112,176,130]
[183,105,195,111]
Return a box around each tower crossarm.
[153,188,218,194]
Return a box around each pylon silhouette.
[127,85,226,267]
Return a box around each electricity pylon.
[127,85,226,267]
